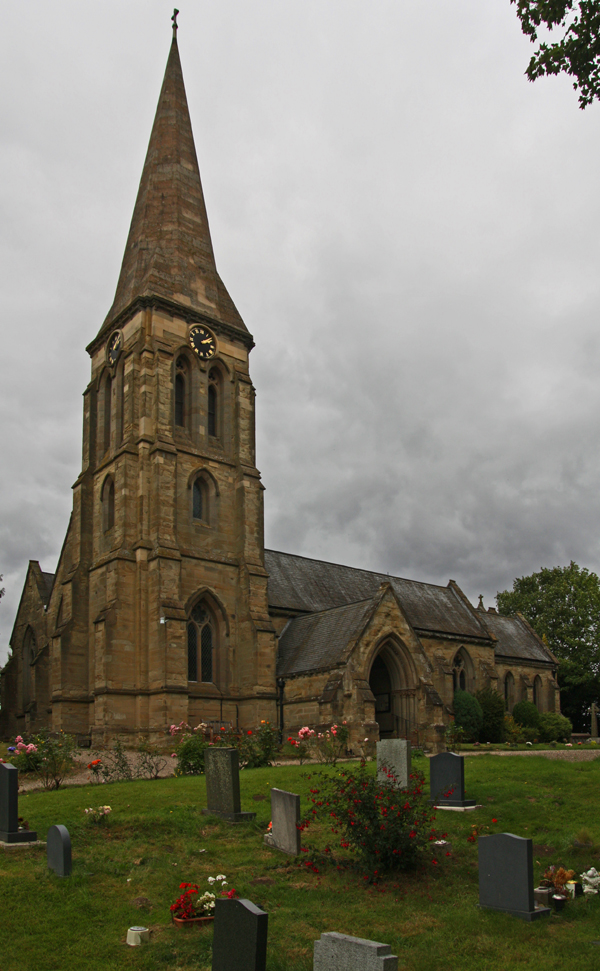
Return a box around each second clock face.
[108,331,122,365]
[189,325,216,360]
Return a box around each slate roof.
[265,549,489,640]
[277,597,377,677]
[479,610,555,664]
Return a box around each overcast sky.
[2,1,600,665]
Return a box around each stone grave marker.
[377,739,411,788]
[428,752,475,808]
[202,748,256,823]
[313,932,398,971]
[479,833,551,921]
[212,897,268,971]
[0,763,37,843]
[263,788,301,855]
[47,824,72,877]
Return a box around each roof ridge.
[264,548,450,592]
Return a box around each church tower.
[43,21,277,740]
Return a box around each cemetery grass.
[2,756,600,971]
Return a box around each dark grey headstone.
[429,752,475,807]
[479,833,551,921]
[264,788,301,855]
[212,898,268,971]
[377,739,411,788]
[202,748,255,823]
[47,825,72,877]
[0,763,37,843]
[313,932,398,971]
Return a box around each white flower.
[207,877,215,884]
[215,874,227,881]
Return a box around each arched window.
[103,374,112,453]
[23,627,35,707]
[504,671,515,712]
[187,603,214,683]
[452,653,466,693]
[533,675,542,710]
[175,357,187,428]
[193,479,204,520]
[102,476,115,532]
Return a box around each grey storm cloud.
[2,0,600,664]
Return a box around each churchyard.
[0,751,599,971]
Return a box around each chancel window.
[452,654,466,693]
[187,604,214,683]
[533,675,542,709]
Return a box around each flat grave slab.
[314,931,398,971]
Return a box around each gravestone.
[479,833,551,921]
[313,932,398,971]
[0,763,37,843]
[212,898,268,971]
[47,824,71,877]
[202,748,256,823]
[377,739,411,788]
[263,788,301,855]
[428,752,475,808]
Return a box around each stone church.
[0,25,560,752]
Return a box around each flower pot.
[172,915,215,929]
[552,894,567,912]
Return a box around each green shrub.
[300,761,439,877]
[539,711,572,742]
[174,733,209,775]
[453,691,483,741]
[512,700,541,729]
[238,721,280,768]
[476,689,506,742]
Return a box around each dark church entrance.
[369,654,395,738]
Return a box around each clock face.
[189,325,216,360]
[107,331,122,365]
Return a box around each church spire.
[98,18,247,338]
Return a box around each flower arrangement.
[539,864,576,897]
[84,805,112,824]
[170,875,238,921]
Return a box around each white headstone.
[376,739,411,788]
[264,788,301,855]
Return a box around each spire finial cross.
[172,9,179,35]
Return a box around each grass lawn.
[2,753,600,971]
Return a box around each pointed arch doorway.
[368,641,417,740]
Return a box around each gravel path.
[462,748,600,762]
[16,746,600,792]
